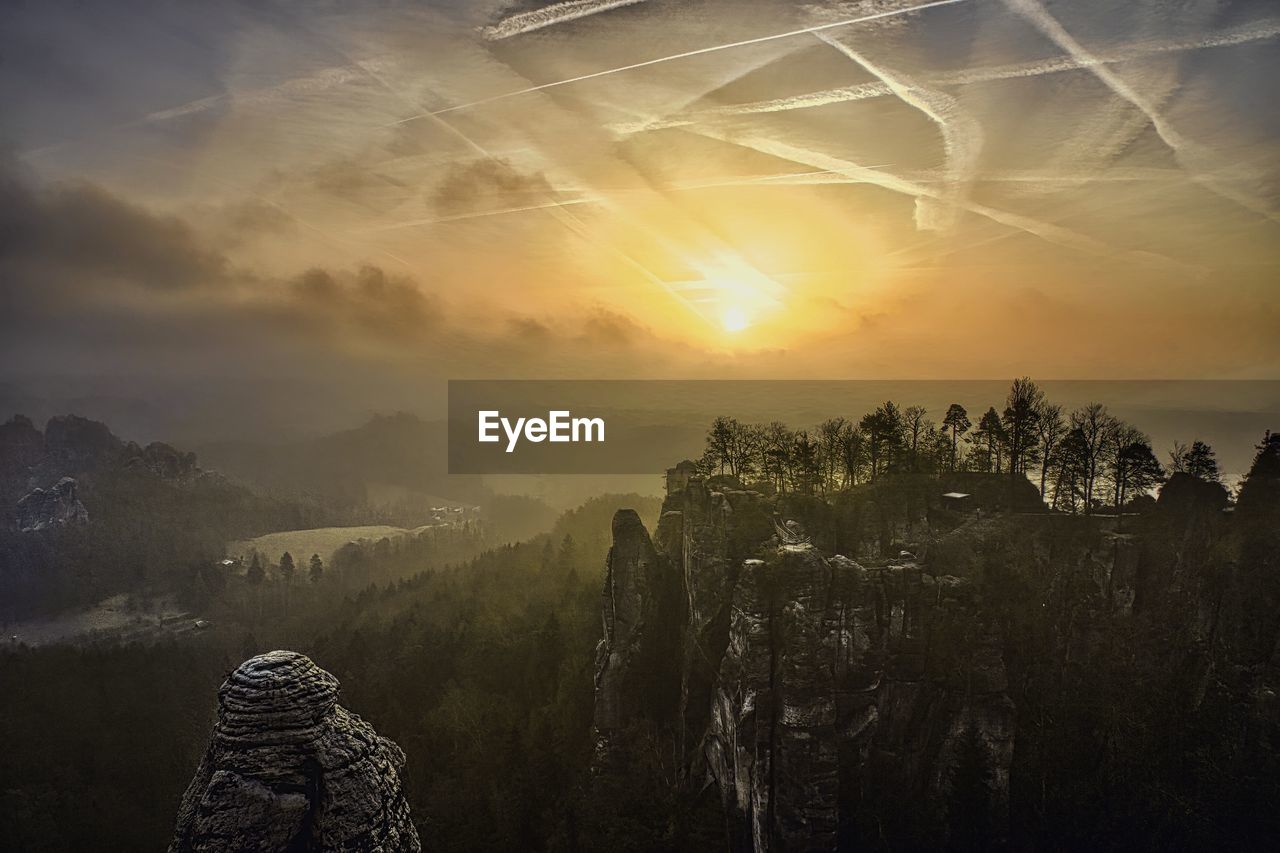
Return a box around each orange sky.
[2,0,1279,417]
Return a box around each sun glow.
[721,305,751,333]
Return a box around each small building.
[941,491,974,511]
[666,460,699,495]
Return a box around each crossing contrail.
[355,168,900,232]
[685,127,1198,274]
[815,30,983,231]
[480,0,649,41]
[392,0,971,122]
[611,16,1280,133]
[1001,0,1278,223]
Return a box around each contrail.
[21,65,368,159]
[686,127,1197,274]
[619,17,1280,131]
[480,0,648,41]
[815,30,983,231]
[1001,0,1278,222]
[355,168,894,232]
[393,0,971,122]
[358,196,600,231]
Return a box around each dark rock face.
[15,476,89,531]
[42,414,123,469]
[0,415,44,488]
[594,509,683,743]
[170,651,421,853]
[122,440,203,484]
[593,479,1014,852]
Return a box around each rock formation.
[15,476,89,531]
[591,474,1015,852]
[170,650,421,853]
[0,414,44,489]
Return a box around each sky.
[1,0,1278,439]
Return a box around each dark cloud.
[579,308,646,346]
[0,158,441,357]
[0,157,226,293]
[431,158,553,214]
[0,159,689,441]
[286,265,442,342]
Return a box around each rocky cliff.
[170,650,421,853]
[14,476,89,531]
[592,447,1280,851]
[592,475,1015,851]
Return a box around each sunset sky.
[2,0,1278,437]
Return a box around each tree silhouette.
[278,551,295,584]
[246,553,264,585]
[1181,440,1221,482]
[972,408,1006,473]
[943,403,971,472]
[1002,377,1044,476]
[1033,401,1066,498]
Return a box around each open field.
[227,525,417,566]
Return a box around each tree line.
[696,378,1222,513]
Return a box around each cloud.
[0,156,226,293]
[431,158,554,214]
[285,265,442,342]
[0,158,440,356]
[0,159,694,411]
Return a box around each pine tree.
[278,551,295,584]
[246,553,265,585]
[1182,440,1221,482]
[943,403,971,472]
[557,534,577,572]
[309,553,324,583]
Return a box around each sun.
[720,305,751,333]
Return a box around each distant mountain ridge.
[198,412,485,508]
[0,413,335,619]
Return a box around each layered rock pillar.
[169,650,421,853]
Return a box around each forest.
[690,378,1219,513]
[1,378,1276,852]
[0,494,661,852]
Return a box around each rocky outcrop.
[593,509,683,746]
[170,651,421,853]
[122,440,203,484]
[0,415,44,492]
[15,476,89,531]
[706,545,1014,852]
[594,476,1015,851]
[42,414,123,470]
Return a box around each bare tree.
[817,418,850,491]
[903,405,931,472]
[1033,400,1066,498]
[841,426,868,487]
[1069,403,1119,513]
[760,421,794,493]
